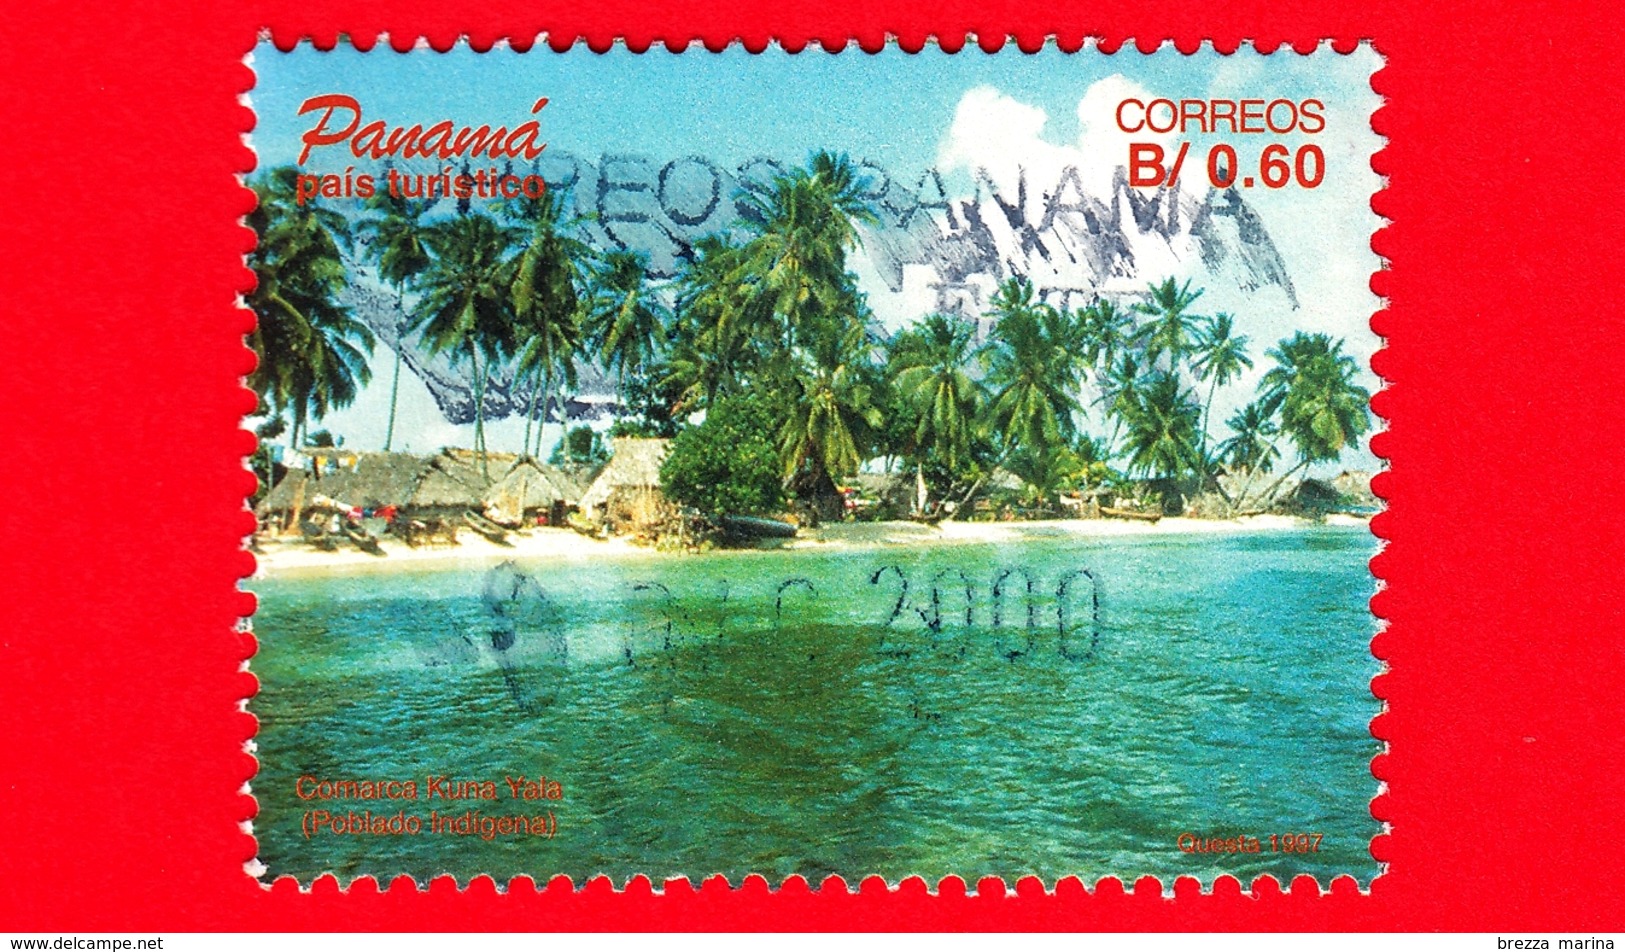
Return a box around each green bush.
[661,395,784,518]
[549,425,607,466]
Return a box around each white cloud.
[925,70,1384,472]
[938,76,1175,199]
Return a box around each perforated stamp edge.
[232,32,1393,899]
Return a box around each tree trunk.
[552,380,567,457]
[384,295,406,452]
[1199,375,1219,480]
[942,474,986,522]
[472,353,488,479]
[534,364,555,458]
[1226,430,1285,513]
[383,346,403,452]
[1252,457,1311,511]
[789,464,843,525]
[522,363,543,457]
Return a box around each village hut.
[256,449,497,545]
[408,453,490,513]
[257,451,417,532]
[579,437,671,533]
[1285,477,1344,515]
[1333,470,1380,510]
[257,467,312,532]
[484,457,584,528]
[964,467,1030,517]
[850,472,914,519]
[335,453,432,507]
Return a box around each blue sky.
[253,42,1377,184]
[249,42,1384,471]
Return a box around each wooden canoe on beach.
[1100,507,1162,523]
[343,526,385,556]
[463,510,513,546]
[299,521,341,550]
[719,514,799,539]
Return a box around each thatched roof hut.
[410,457,488,511]
[580,438,668,515]
[987,468,1025,493]
[850,472,914,517]
[257,450,492,520]
[550,466,591,502]
[484,457,584,525]
[258,451,422,515]
[1333,470,1380,508]
[258,467,311,516]
[337,452,433,507]
[579,437,671,531]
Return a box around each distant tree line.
[247,153,1370,514]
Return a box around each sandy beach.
[252,527,648,577]
[252,514,1370,577]
[791,513,1367,550]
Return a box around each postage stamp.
[244,39,1385,888]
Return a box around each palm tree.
[888,314,984,509]
[983,277,1086,462]
[1216,400,1280,509]
[1094,351,1146,458]
[1249,331,1372,505]
[509,192,588,457]
[735,151,877,351]
[1081,297,1138,374]
[1117,370,1203,504]
[511,299,581,458]
[1218,401,1281,473]
[584,250,669,402]
[358,191,434,451]
[1190,312,1254,465]
[413,212,519,475]
[777,354,882,519]
[1005,442,1090,512]
[1134,277,1204,372]
[667,235,763,411]
[723,152,886,516]
[246,168,373,448]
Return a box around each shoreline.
[252,527,648,578]
[251,514,1370,578]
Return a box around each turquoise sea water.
[250,527,1380,884]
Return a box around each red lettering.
[451,126,501,157]
[418,120,455,158]
[1145,98,1178,133]
[1179,99,1208,133]
[1240,99,1266,133]
[1128,143,1166,187]
[296,94,551,165]
[1116,98,1146,133]
[1265,99,1298,134]
[296,94,361,165]
[1299,99,1326,133]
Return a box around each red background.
[2,0,1622,931]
